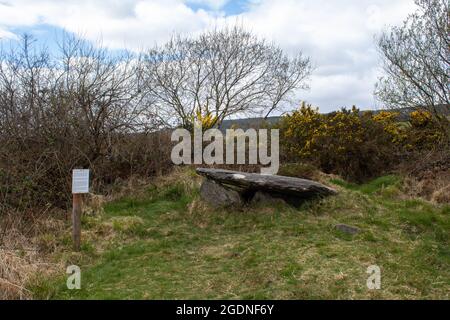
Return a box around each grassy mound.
[31,168,449,299]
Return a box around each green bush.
[279,104,449,182]
[279,104,399,182]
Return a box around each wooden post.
[71,169,89,251]
[72,193,82,251]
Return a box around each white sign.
[72,169,90,194]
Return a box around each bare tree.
[55,34,151,161]
[143,26,312,129]
[375,0,449,117]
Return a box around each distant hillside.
[220,116,281,130]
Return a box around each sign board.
[72,169,90,194]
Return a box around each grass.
[31,169,449,299]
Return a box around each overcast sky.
[0,0,417,112]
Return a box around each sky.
[0,0,417,113]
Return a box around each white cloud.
[0,0,417,111]
[0,0,226,48]
[0,28,16,40]
[233,0,417,111]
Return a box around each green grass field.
[32,170,449,299]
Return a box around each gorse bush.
[410,110,433,128]
[281,103,323,158]
[279,103,448,182]
[372,111,407,144]
[371,109,448,150]
[407,110,448,150]
[316,109,398,182]
[280,103,397,181]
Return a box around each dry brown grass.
[151,166,203,199]
[398,149,450,204]
[0,249,43,299]
[104,175,155,201]
[431,184,450,204]
[0,210,65,299]
[82,193,106,216]
[0,167,198,300]
[404,176,450,204]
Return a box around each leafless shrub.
[0,34,171,210]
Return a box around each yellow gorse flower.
[410,110,432,128]
[194,106,218,130]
